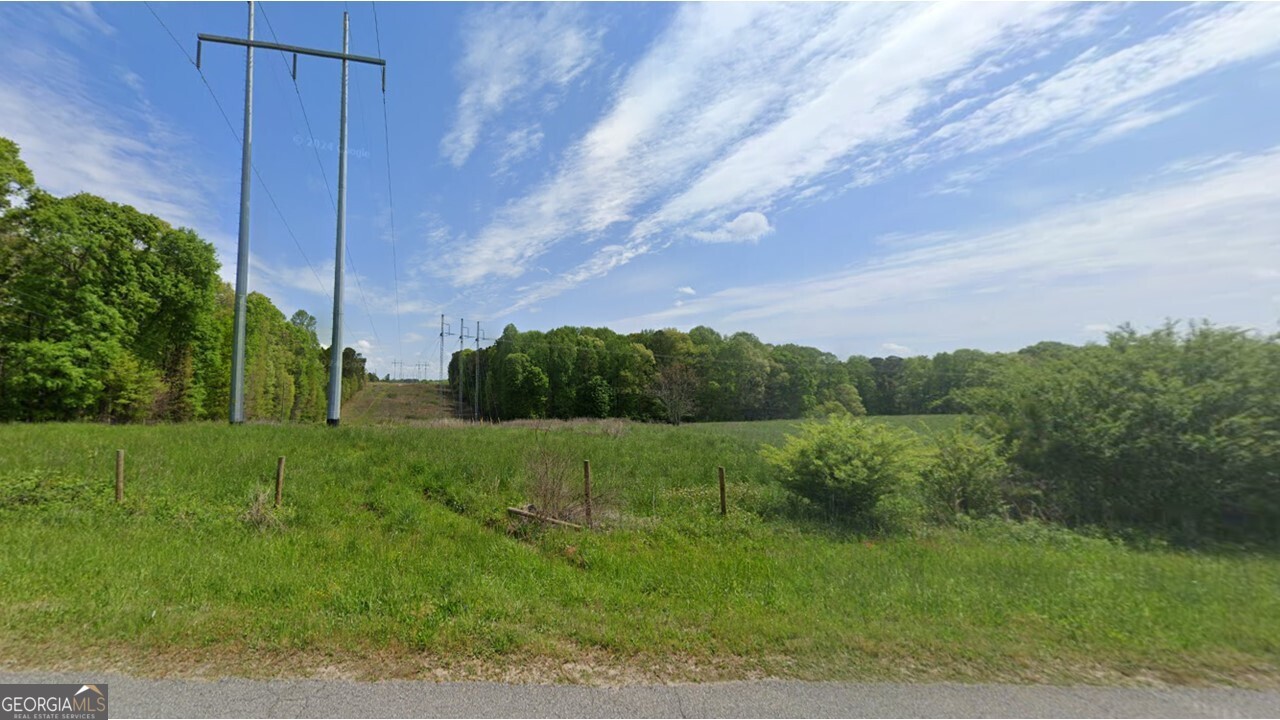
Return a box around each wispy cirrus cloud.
[450,2,1280,317]
[0,7,212,233]
[476,3,1074,311]
[465,2,1280,313]
[613,147,1280,354]
[440,4,602,168]
[494,123,545,177]
[922,3,1280,159]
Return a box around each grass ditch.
[0,418,1277,686]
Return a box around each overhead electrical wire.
[258,2,384,345]
[144,1,332,307]
[370,1,405,373]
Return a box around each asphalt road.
[2,672,1277,718]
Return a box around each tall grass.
[0,419,1277,686]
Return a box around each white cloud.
[690,211,773,244]
[676,286,696,296]
[634,4,1066,241]
[468,3,1280,314]
[612,148,1280,355]
[440,5,601,167]
[495,124,545,174]
[924,3,1280,157]
[881,343,912,356]
[0,40,212,233]
[52,3,115,39]
[482,3,1079,311]
[1083,100,1201,148]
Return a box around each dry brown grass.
[519,430,621,527]
[523,431,588,524]
[238,490,283,531]
[4,637,1278,689]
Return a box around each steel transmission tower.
[197,3,386,425]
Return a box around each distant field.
[0,420,1277,686]
[684,414,963,446]
[343,382,456,424]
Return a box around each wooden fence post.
[583,459,592,529]
[718,466,726,516]
[115,449,124,503]
[275,456,286,507]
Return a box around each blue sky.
[2,2,1279,378]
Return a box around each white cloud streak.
[613,148,1280,354]
[441,4,601,168]
[924,3,1280,157]
[459,3,1280,315]
[494,124,545,176]
[0,35,212,232]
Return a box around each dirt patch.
[2,639,1277,689]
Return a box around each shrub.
[524,443,580,523]
[762,417,924,532]
[920,429,1008,522]
[805,400,851,419]
[963,322,1280,544]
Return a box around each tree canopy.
[0,136,364,422]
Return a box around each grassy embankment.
[0,414,1277,686]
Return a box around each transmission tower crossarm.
[198,33,386,71]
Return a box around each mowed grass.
[0,418,1278,686]
[343,382,456,424]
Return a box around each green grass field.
[343,381,458,424]
[1,417,1277,686]
[683,414,962,446]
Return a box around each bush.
[523,433,584,523]
[920,429,1008,522]
[963,322,1280,544]
[805,400,851,418]
[762,417,923,532]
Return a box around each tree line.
[766,323,1280,545]
[0,137,367,422]
[449,323,1080,423]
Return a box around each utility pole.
[325,12,351,426]
[458,318,473,418]
[439,314,453,382]
[474,321,482,421]
[224,1,253,424]
[197,7,386,428]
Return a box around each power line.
[144,1,331,306]
[256,2,382,346]
[259,3,335,205]
[0,316,46,336]
[371,0,405,376]
[438,313,453,382]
